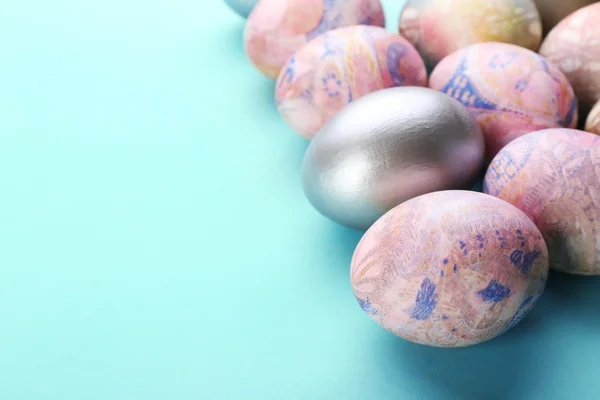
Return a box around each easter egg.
[224,0,259,18]
[532,0,597,35]
[276,25,427,139]
[351,190,549,347]
[430,42,578,159]
[484,128,600,275]
[539,3,600,115]
[302,87,484,231]
[244,0,385,79]
[586,100,600,135]
[398,0,542,68]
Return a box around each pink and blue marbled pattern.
[484,128,600,275]
[351,190,549,347]
[276,26,427,138]
[430,42,577,158]
[244,0,385,79]
[399,0,542,68]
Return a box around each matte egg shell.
[244,0,385,79]
[484,128,600,275]
[430,42,578,159]
[224,0,259,18]
[302,86,484,231]
[539,3,600,115]
[586,100,600,135]
[398,0,542,68]
[533,0,597,35]
[351,190,549,347]
[276,25,427,139]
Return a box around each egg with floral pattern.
[539,3,600,116]
[430,42,578,159]
[244,0,385,79]
[586,100,600,135]
[484,128,600,275]
[351,190,549,347]
[398,0,542,68]
[276,25,427,139]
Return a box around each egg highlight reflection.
[244,0,385,79]
[430,42,578,159]
[302,87,484,231]
[276,25,427,139]
[351,190,549,347]
[484,129,600,275]
[398,0,542,68]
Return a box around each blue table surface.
[1,1,599,399]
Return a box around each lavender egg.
[244,0,385,79]
[430,42,578,159]
[586,100,600,135]
[539,3,600,116]
[224,0,259,18]
[276,25,427,139]
[351,190,549,347]
[398,0,542,68]
[484,128,600,275]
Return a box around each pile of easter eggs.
[226,0,600,347]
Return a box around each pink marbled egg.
[430,42,578,159]
[539,3,600,115]
[398,0,542,68]
[351,190,549,347]
[244,0,385,79]
[484,128,600,275]
[276,25,427,139]
[586,100,600,135]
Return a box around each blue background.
[0,1,599,399]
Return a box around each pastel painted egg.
[532,0,597,35]
[540,3,600,115]
[224,0,259,18]
[302,87,484,231]
[430,42,578,159]
[484,128,600,275]
[586,100,600,135]
[244,0,385,79]
[398,0,542,68]
[351,190,549,347]
[276,26,427,139]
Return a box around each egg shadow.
[315,222,365,278]
[538,271,600,328]
[373,304,547,400]
[219,22,246,57]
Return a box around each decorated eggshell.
[224,0,259,18]
[302,86,484,231]
[430,42,578,159]
[586,100,600,135]
[532,0,597,35]
[244,0,385,79]
[276,25,427,139]
[539,3,600,116]
[398,0,542,68]
[351,190,549,347]
[484,128,600,275]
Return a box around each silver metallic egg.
[301,86,485,230]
